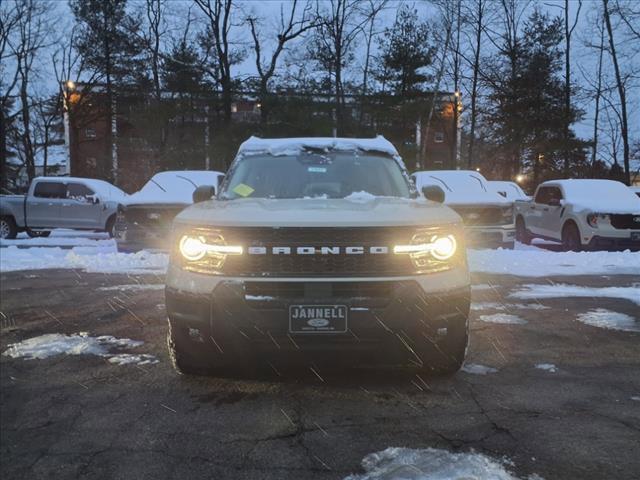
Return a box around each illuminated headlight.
[394,233,459,270]
[178,231,242,272]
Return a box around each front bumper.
[586,234,640,251]
[115,223,172,252]
[464,224,515,248]
[165,265,470,364]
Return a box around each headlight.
[177,231,242,273]
[587,213,609,228]
[394,233,459,271]
[502,206,514,221]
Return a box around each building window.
[85,127,96,139]
[434,131,445,143]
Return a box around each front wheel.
[105,216,116,238]
[0,216,18,239]
[562,222,582,252]
[410,318,469,376]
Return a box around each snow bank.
[535,363,558,373]
[471,302,549,311]
[98,284,165,292]
[3,332,157,365]
[478,313,527,324]
[238,136,399,157]
[124,170,223,205]
[576,309,639,332]
[468,247,640,276]
[344,447,537,480]
[461,364,498,375]
[509,284,640,305]
[0,245,168,273]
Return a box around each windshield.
[221,151,412,200]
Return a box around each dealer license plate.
[289,305,348,334]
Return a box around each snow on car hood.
[238,135,399,157]
[175,196,461,228]
[123,170,223,206]
[413,171,511,206]
[551,179,640,213]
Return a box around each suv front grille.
[451,206,511,226]
[610,214,640,230]
[222,227,416,277]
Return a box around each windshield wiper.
[150,178,167,192]
[176,175,198,188]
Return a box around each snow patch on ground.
[468,248,640,276]
[0,246,168,273]
[344,447,537,480]
[535,363,558,373]
[472,302,549,311]
[3,332,157,365]
[462,364,498,375]
[99,284,165,292]
[509,284,640,305]
[471,284,496,291]
[576,309,640,332]
[478,313,527,325]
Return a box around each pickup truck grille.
[450,206,512,226]
[221,227,416,277]
[610,214,640,230]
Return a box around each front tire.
[167,319,213,375]
[562,222,582,252]
[0,216,18,239]
[105,215,116,238]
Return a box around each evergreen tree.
[162,40,207,97]
[375,6,434,96]
[70,0,148,182]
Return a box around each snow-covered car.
[489,181,529,201]
[0,177,126,239]
[514,179,640,251]
[630,186,640,199]
[411,171,515,248]
[165,136,470,376]
[114,170,224,251]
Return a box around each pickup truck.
[164,136,470,376]
[0,177,126,239]
[514,179,640,251]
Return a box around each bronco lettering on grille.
[247,246,389,255]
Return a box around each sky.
[14,0,640,163]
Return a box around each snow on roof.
[488,181,528,200]
[124,170,224,206]
[32,176,126,201]
[544,179,640,213]
[237,135,399,157]
[412,170,511,205]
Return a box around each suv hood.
[175,197,461,228]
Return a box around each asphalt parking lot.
[1,269,639,479]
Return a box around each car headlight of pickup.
[394,232,460,271]
[502,206,514,223]
[177,230,242,273]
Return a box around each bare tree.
[194,0,243,124]
[603,0,630,184]
[562,0,582,177]
[466,0,486,168]
[246,0,316,125]
[145,0,166,101]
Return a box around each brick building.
[63,84,460,193]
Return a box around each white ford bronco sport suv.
[165,137,470,375]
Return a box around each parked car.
[411,170,515,248]
[0,176,126,239]
[165,136,470,376]
[514,179,640,251]
[115,170,224,251]
[489,180,529,201]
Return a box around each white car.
[489,181,529,201]
[411,171,515,248]
[630,186,640,199]
[514,179,640,251]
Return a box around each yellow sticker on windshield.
[233,183,255,197]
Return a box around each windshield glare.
[221,151,412,200]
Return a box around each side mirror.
[422,185,445,203]
[216,175,225,193]
[548,198,561,207]
[87,194,100,204]
[192,185,216,203]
